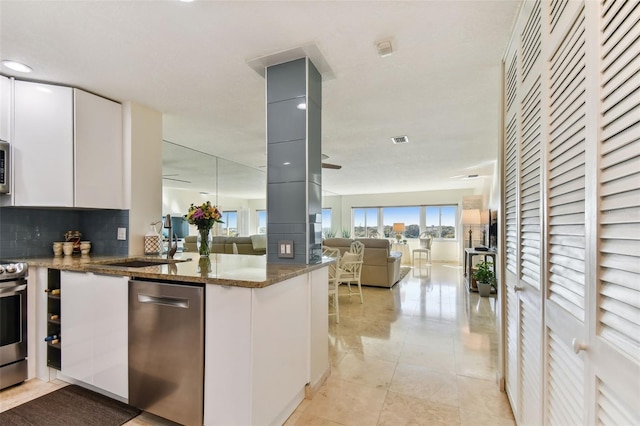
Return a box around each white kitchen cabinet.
[204,268,329,426]
[74,89,124,209]
[61,271,128,399]
[11,81,124,208]
[13,81,74,206]
[0,75,10,142]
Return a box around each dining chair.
[412,232,432,265]
[339,241,364,303]
[322,246,342,323]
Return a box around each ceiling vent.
[391,135,409,144]
[376,40,393,58]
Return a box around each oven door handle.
[0,284,27,294]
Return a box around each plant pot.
[477,282,492,297]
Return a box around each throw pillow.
[250,234,267,250]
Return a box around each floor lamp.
[461,209,481,248]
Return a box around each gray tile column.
[266,58,322,264]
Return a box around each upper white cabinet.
[11,81,124,208]
[74,89,124,209]
[0,76,10,141]
[14,81,74,206]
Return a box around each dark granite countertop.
[16,253,331,289]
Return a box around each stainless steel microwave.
[0,141,9,194]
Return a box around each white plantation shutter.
[503,0,640,423]
[521,0,542,82]
[549,0,569,33]
[597,380,637,425]
[505,286,520,410]
[520,78,542,290]
[547,5,587,321]
[598,0,640,363]
[546,329,585,425]
[505,115,519,276]
[520,300,542,425]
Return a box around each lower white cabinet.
[61,271,128,399]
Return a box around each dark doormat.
[0,384,141,426]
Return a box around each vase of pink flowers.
[185,201,224,257]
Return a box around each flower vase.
[198,228,211,258]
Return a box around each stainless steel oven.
[0,262,28,390]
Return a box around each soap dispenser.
[144,221,162,255]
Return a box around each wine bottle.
[44,288,61,295]
[44,334,60,342]
[49,314,59,321]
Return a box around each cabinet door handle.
[137,294,189,309]
[572,338,587,354]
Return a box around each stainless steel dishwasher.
[129,279,204,426]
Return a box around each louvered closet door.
[544,1,588,424]
[503,42,521,421]
[590,0,640,424]
[517,2,544,425]
[502,2,546,424]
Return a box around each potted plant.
[472,260,495,297]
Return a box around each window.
[351,205,458,240]
[257,210,267,234]
[425,206,456,239]
[322,208,332,236]
[382,206,420,238]
[352,207,377,238]
[221,210,238,236]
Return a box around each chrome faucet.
[163,214,178,259]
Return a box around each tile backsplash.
[0,207,129,258]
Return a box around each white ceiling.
[0,0,521,197]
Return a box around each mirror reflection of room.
[161,140,268,253]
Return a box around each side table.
[464,248,497,292]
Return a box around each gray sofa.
[323,238,402,288]
[183,235,267,255]
[211,236,267,255]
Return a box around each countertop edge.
[19,255,332,289]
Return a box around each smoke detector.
[376,40,393,57]
[391,135,409,144]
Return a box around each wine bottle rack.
[46,269,61,370]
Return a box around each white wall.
[123,101,162,255]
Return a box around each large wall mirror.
[162,140,342,239]
[162,141,267,237]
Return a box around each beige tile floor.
[0,263,513,426]
[284,263,514,426]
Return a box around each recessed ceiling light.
[179,0,195,2]
[296,102,306,110]
[283,162,291,166]
[1,60,32,73]
[391,136,409,144]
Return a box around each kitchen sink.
[99,259,187,268]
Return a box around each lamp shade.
[393,222,406,232]
[461,209,481,225]
[481,210,490,225]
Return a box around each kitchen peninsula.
[24,254,331,426]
